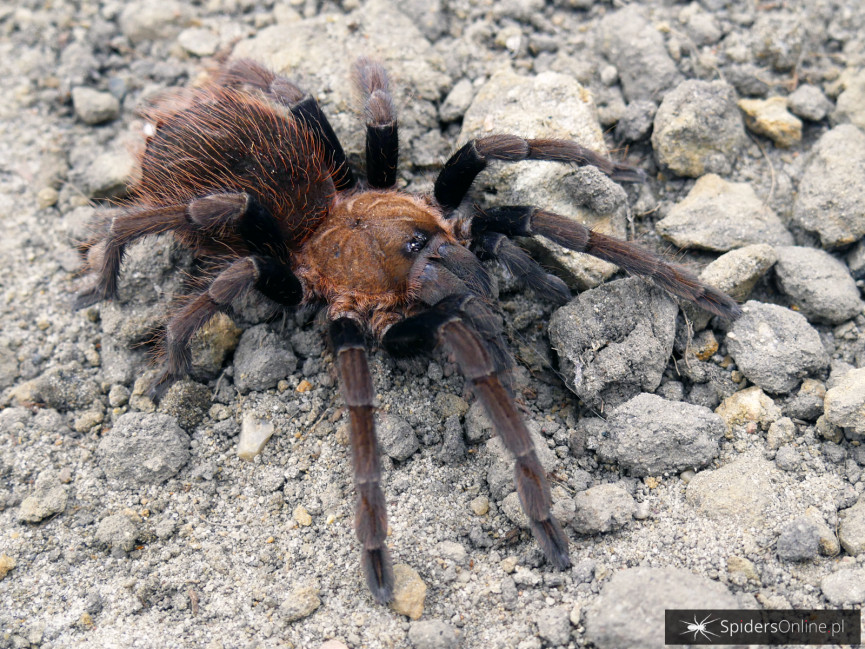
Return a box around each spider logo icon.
[681,614,720,641]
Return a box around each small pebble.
[715,386,782,434]
[280,586,320,623]
[439,79,474,122]
[18,471,68,523]
[73,408,105,433]
[726,302,829,395]
[738,96,802,147]
[774,246,863,324]
[656,174,792,252]
[469,495,489,516]
[775,445,800,471]
[72,87,120,125]
[821,568,865,605]
[500,556,519,574]
[434,541,467,565]
[686,455,777,525]
[838,497,865,556]
[407,620,458,649]
[0,555,16,580]
[776,516,821,561]
[727,556,759,581]
[652,80,745,177]
[390,564,427,620]
[37,187,59,208]
[293,505,312,527]
[824,368,865,437]
[786,83,832,122]
[177,27,219,57]
[792,125,865,248]
[96,514,137,552]
[501,492,529,528]
[237,414,275,460]
[377,413,420,461]
[766,417,796,450]
[535,606,571,646]
[572,483,636,534]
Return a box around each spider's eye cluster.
[406,231,429,254]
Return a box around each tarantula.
[76,58,740,603]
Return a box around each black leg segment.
[473,206,741,319]
[474,232,571,305]
[434,134,646,212]
[149,255,302,401]
[353,58,399,188]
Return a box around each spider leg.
[383,295,570,569]
[473,231,571,305]
[353,57,398,189]
[150,255,302,401]
[75,204,190,309]
[216,59,356,190]
[433,134,646,212]
[75,193,289,309]
[329,318,394,603]
[472,205,741,319]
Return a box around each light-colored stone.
[838,497,865,556]
[657,174,793,252]
[460,69,624,289]
[280,586,320,623]
[715,386,782,434]
[686,454,777,525]
[237,414,275,460]
[824,367,865,436]
[738,97,802,147]
[390,564,427,620]
[0,554,14,580]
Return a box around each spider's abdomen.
[135,86,336,249]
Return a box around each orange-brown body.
[297,191,459,332]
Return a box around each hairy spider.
[76,58,740,603]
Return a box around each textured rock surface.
[726,302,829,394]
[98,412,190,487]
[597,393,724,476]
[792,125,865,248]
[822,367,865,437]
[598,5,681,102]
[774,246,863,324]
[652,80,746,177]
[656,174,792,252]
[549,278,677,410]
[738,96,802,148]
[686,454,778,525]
[460,69,627,288]
[585,568,738,649]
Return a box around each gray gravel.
[2,0,865,648]
[548,278,677,410]
[584,567,740,649]
[774,246,864,324]
[596,393,724,476]
[726,301,830,394]
[656,174,793,252]
[651,80,746,177]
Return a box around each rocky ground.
[2,0,865,648]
